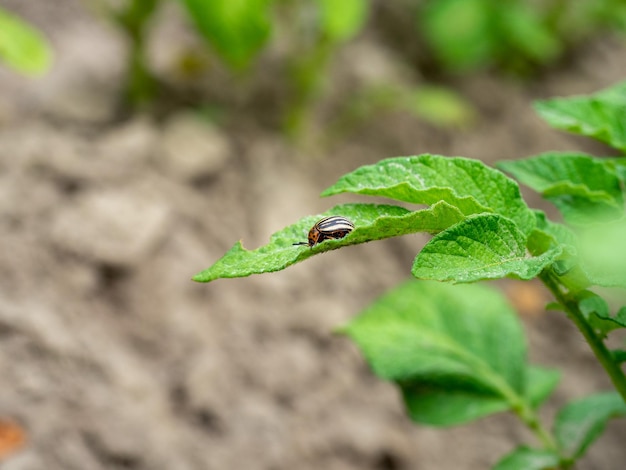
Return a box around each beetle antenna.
[293,242,308,246]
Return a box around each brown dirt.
[1,1,626,469]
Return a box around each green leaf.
[402,365,559,428]
[412,214,562,283]
[498,152,624,225]
[0,7,52,75]
[493,447,561,470]
[318,0,368,43]
[577,291,626,336]
[333,84,475,131]
[532,212,573,243]
[612,349,626,364]
[404,85,476,127]
[401,384,511,427]
[555,391,626,460]
[534,80,626,152]
[613,157,626,183]
[528,210,578,253]
[596,306,626,332]
[341,280,529,426]
[499,3,560,65]
[179,0,271,70]
[419,0,493,72]
[419,0,560,74]
[578,218,626,288]
[525,366,560,409]
[322,154,535,236]
[610,306,626,326]
[528,212,595,291]
[192,202,465,282]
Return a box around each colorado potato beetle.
[293,216,355,247]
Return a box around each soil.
[1,1,626,469]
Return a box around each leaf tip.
[191,272,208,283]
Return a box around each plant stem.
[283,38,333,140]
[515,400,558,452]
[126,34,158,109]
[540,271,626,403]
[117,0,161,110]
[470,358,559,454]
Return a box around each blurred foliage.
[179,0,272,71]
[112,0,162,108]
[86,0,626,134]
[318,0,369,43]
[330,84,476,137]
[419,0,561,74]
[417,0,626,75]
[0,6,52,76]
[195,79,626,470]
[277,0,370,138]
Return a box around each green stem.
[467,355,559,454]
[117,0,161,110]
[482,368,574,467]
[540,271,626,403]
[515,400,558,452]
[126,35,158,108]
[283,39,333,140]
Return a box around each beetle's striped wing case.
[294,216,355,247]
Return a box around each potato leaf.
[493,447,561,470]
[322,154,535,236]
[498,152,624,225]
[318,0,368,43]
[412,214,562,283]
[419,0,493,72]
[612,349,626,364]
[499,3,560,65]
[577,219,626,288]
[179,0,270,70]
[525,366,561,409]
[555,392,626,460]
[576,291,626,336]
[192,202,465,282]
[0,7,52,75]
[341,280,556,426]
[534,80,626,152]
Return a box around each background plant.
[415,0,626,75]
[194,80,626,469]
[88,0,626,134]
[0,6,52,76]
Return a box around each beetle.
[293,216,355,247]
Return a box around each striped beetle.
[293,216,355,247]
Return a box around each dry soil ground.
[1,1,626,469]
